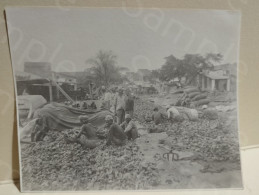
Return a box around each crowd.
[30,86,201,149]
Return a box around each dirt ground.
[135,129,242,189]
[20,89,242,191]
[132,90,242,189]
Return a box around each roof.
[213,63,237,76]
[55,72,77,79]
[24,62,52,79]
[15,71,49,82]
[202,71,229,80]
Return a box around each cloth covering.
[18,95,47,119]
[33,102,112,130]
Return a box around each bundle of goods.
[202,109,218,120]
[175,88,209,108]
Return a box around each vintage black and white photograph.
[6,7,242,191]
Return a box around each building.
[198,63,237,92]
[137,69,152,81]
[20,62,78,102]
[125,72,142,82]
[54,72,77,90]
[15,71,54,102]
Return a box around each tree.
[205,53,223,66]
[182,53,223,84]
[156,53,223,85]
[159,55,185,82]
[86,50,127,87]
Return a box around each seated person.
[31,117,48,142]
[120,114,138,140]
[105,115,127,146]
[76,115,97,139]
[66,115,100,149]
[90,101,97,109]
[96,125,109,139]
[82,101,88,109]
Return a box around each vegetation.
[80,50,223,89]
[152,53,223,84]
[86,50,128,87]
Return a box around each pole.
[49,82,53,102]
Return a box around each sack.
[183,108,199,121]
[193,99,210,107]
[188,92,200,98]
[192,94,207,101]
[203,109,218,120]
[184,88,199,94]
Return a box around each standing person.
[125,89,135,118]
[152,107,163,125]
[120,114,138,140]
[105,115,127,146]
[104,89,112,110]
[114,88,125,125]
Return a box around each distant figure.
[82,101,88,109]
[152,107,163,125]
[149,108,164,133]
[120,114,138,140]
[125,89,135,118]
[105,115,127,146]
[90,101,97,109]
[85,93,90,100]
[114,88,125,125]
[22,87,30,95]
[104,89,112,110]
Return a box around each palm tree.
[86,50,129,87]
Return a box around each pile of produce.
[134,98,240,162]
[134,98,167,124]
[175,88,210,107]
[21,130,161,191]
[165,118,240,162]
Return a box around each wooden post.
[211,79,215,91]
[201,75,205,91]
[49,82,53,102]
[89,82,93,99]
[227,78,230,91]
[56,85,60,99]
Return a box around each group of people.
[66,112,138,149]
[31,85,197,148]
[69,87,138,148]
[64,101,98,110]
[101,87,135,125]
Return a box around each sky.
[6,7,241,72]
